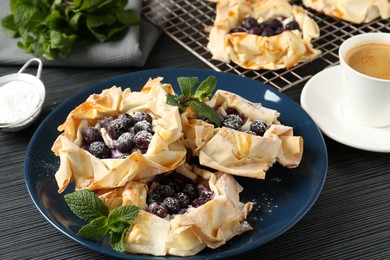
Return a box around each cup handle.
[17,58,43,79]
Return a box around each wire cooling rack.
[142,0,390,91]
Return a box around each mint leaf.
[110,227,128,253]
[64,189,109,222]
[108,205,140,224]
[49,30,77,55]
[186,100,222,126]
[109,222,126,234]
[86,13,126,42]
[194,76,217,101]
[166,94,185,112]
[117,10,141,26]
[77,216,109,239]
[64,189,140,253]
[12,3,44,32]
[73,0,122,12]
[1,14,19,37]
[166,76,221,127]
[177,77,199,100]
[1,0,140,60]
[45,11,68,31]
[69,12,83,31]
[12,4,36,28]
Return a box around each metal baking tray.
[142,0,390,91]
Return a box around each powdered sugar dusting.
[0,81,40,123]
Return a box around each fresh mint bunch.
[1,0,140,60]
[166,76,222,127]
[64,189,140,252]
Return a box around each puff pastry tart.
[302,0,390,24]
[52,77,186,193]
[207,0,321,70]
[181,89,303,179]
[97,163,253,256]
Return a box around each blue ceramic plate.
[25,69,327,259]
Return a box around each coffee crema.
[345,43,390,80]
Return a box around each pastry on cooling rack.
[207,0,321,70]
[302,0,390,24]
[97,163,253,256]
[181,89,304,179]
[52,78,186,193]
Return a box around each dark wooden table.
[1,32,390,260]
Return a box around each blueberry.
[148,202,167,218]
[154,184,176,198]
[100,116,113,129]
[285,21,300,31]
[134,130,153,149]
[241,17,258,30]
[274,26,285,35]
[250,120,268,136]
[147,193,163,204]
[118,113,134,129]
[115,132,134,153]
[134,112,153,123]
[248,26,262,35]
[183,183,199,200]
[175,192,190,208]
[258,22,268,31]
[222,114,243,130]
[261,27,275,37]
[244,130,258,136]
[163,197,180,214]
[165,179,182,192]
[82,126,103,144]
[268,18,283,31]
[106,118,127,140]
[229,27,246,33]
[138,148,148,154]
[192,190,214,207]
[89,141,110,159]
[134,120,153,134]
[159,175,182,192]
[178,208,188,214]
[114,153,129,159]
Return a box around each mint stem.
[181,97,196,104]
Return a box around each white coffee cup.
[339,32,390,128]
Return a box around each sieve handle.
[18,58,43,79]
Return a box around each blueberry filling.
[201,108,270,137]
[134,111,153,124]
[82,126,103,144]
[115,132,135,153]
[222,114,243,131]
[146,172,215,217]
[88,141,110,159]
[81,112,155,158]
[230,17,300,37]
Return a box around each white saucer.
[301,65,390,153]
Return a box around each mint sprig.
[167,76,222,127]
[64,189,140,252]
[1,0,140,60]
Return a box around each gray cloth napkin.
[0,1,160,67]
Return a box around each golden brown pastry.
[302,0,390,24]
[182,89,303,179]
[97,163,253,256]
[52,78,186,193]
[207,0,321,70]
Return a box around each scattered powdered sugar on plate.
[0,80,41,124]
